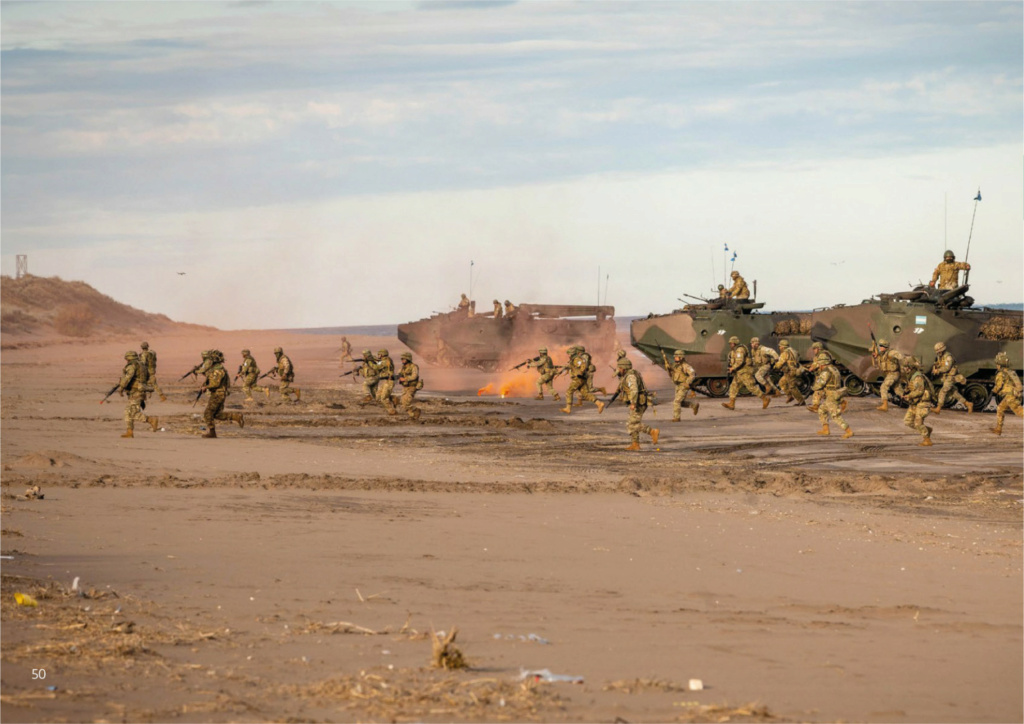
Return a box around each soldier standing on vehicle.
[991,352,1023,435]
[614,357,659,451]
[339,336,355,368]
[397,352,423,421]
[359,349,380,402]
[929,250,971,291]
[666,349,699,420]
[811,352,853,438]
[722,336,770,410]
[376,349,397,414]
[725,271,750,300]
[871,338,903,411]
[900,356,934,446]
[560,346,604,414]
[492,300,503,318]
[269,346,300,402]
[237,349,262,401]
[504,300,518,320]
[530,347,560,401]
[457,294,471,313]
[115,351,159,438]
[139,342,167,402]
[930,342,973,414]
[200,350,243,438]
[750,337,781,397]
[774,339,806,406]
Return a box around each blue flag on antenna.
[731,252,737,262]
[724,244,729,251]
[974,189,982,202]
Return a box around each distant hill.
[986,302,1023,311]
[1,274,212,341]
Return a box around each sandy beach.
[2,328,1022,723]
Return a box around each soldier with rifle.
[722,336,770,411]
[109,350,159,438]
[870,338,903,412]
[180,350,213,381]
[900,356,934,446]
[397,351,424,421]
[357,349,380,402]
[810,352,853,439]
[520,348,560,401]
[236,349,264,401]
[607,357,659,451]
[773,339,806,406]
[376,349,397,414]
[198,349,244,438]
[560,346,604,414]
[930,342,972,414]
[750,337,782,397]
[662,349,699,420]
[140,341,167,402]
[991,351,1023,435]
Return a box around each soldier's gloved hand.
[118,389,124,396]
[928,282,935,287]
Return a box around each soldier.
[376,349,397,414]
[725,271,750,300]
[339,336,355,368]
[199,350,243,438]
[269,346,301,402]
[991,352,1023,435]
[139,341,167,402]
[492,299,503,318]
[930,342,972,414]
[530,347,560,401]
[192,350,215,380]
[359,349,380,402]
[560,345,604,414]
[722,336,770,410]
[236,349,262,401]
[811,352,853,438]
[115,351,159,438]
[750,337,781,396]
[773,339,806,406]
[397,351,424,421]
[504,300,519,320]
[871,338,903,411]
[929,250,971,291]
[457,293,471,312]
[900,356,934,446]
[613,357,659,451]
[665,349,699,420]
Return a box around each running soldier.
[929,250,971,291]
[359,349,380,402]
[237,349,262,401]
[397,351,423,421]
[773,339,806,405]
[665,349,699,420]
[199,350,243,438]
[560,346,604,414]
[991,352,1023,435]
[750,337,781,396]
[268,347,300,402]
[722,336,770,410]
[139,341,167,402]
[376,349,397,414]
[871,338,903,411]
[339,336,355,368]
[115,351,159,438]
[612,357,659,451]
[930,342,972,414]
[900,356,934,446]
[811,352,853,438]
[530,347,560,401]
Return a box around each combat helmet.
[903,355,921,369]
[538,347,547,354]
[728,335,740,344]
[124,350,138,360]
[211,350,224,362]
[814,352,831,365]
[779,339,790,348]
[401,351,412,361]
[242,348,250,355]
[750,337,760,345]
[934,342,946,353]
[378,349,389,357]
[730,271,739,278]
[273,346,283,355]
[944,250,955,260]
[140,341,149,350]
[617,357,633,369]
[674,349,685,358]
[995,352,1010,367]
[877,339,889,348]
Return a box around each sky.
[2,1,1021,329]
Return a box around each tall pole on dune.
[963,189,981,285]
[597,266,601,306]
[469,260,474,300]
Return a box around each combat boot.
[785,395,794,403]
[672,416,681,422]
[595,400,605,414]
[966,401,974,414]
[263,387,270,398]
[574,399,583,407]
[919,436,933,447]
[160,394,168,402]
[761,395,771,409]
[624,441,640,451]
[147,416,159,432]
[534,394,544,400]
[410,408,422,422]
[121,428,134,438]
[294,389,302,401]
[816,424,830,436]
[202,428,217,438]
[553,393,561,402]
[931,406,941,416]
[232,413,245,428]
[650,428,660,445]
[876,401,888,411]
[559,406,572,414]
[807,404,819,413]
[361,396,374,403]
[991,423,1002,435]
[692,402,700,416]
[721,400,735,410]
[842,428,854,439]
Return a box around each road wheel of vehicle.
[843,374,866,397]
[963,382,992,412]
[704,378,730,398]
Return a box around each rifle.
[192,388,206,407]
[340,364,365,378]
[600,388,621,412]
[660,349,670,371]
[511,356,540,371]
[553,365,570,378]
[867,323,879,359]
[100,384,120,404]
[179,364,201,381]
[258,370,277,381]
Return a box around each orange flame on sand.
[478,372,537,399]
[477,383,495,396]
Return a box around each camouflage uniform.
[139,342,167,402]
[901,358,934,446]
[723,337,769,409]
[116,351,158,437]
[992,352,1023,434]
[929,252,970,290]
[359,350,380,401]
[726,272,750,300]
[272,347,300,402]
[376,349,397,414]
[530,348,560,400]
[750,338,781,395]
[872,340,903,411]
[615,358,659,450]
[811,353,852,437]
[339,337,355,367]
[773,340,806,405]
[504,300,518,320]
[666,350,699,420]
[238,349,261,401]
[457,294,471,312]
[397,352,423,420]
[492,300,503,318]
[201,350,243,438]
[806,342,834,411]
[561,346,603,414]
[194,351,214,380]
[930,343,971,413]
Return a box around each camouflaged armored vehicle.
[399,303,616,371]
[631,284,1022,408]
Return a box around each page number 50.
[32,669,46,680]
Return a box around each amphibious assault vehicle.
[630,285,1022,409]
[399,303,616,371]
